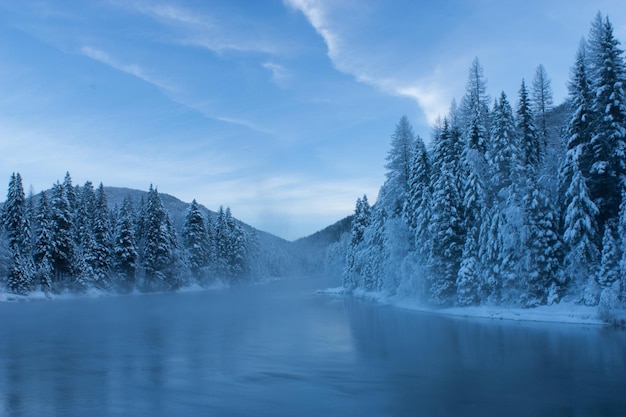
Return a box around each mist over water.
[1,276,625,417]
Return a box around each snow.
[319,287,608,326]
[0,280,232,303]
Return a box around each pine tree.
[63,172,77,215]
[429,120,464,304]
[597,221,620,288]
[91,183,112,287]
[344,195,371,290]
[587,14,626,230]
[362,206,388,291]
[532,64,554,143]
[3,173,34,294]
[460,57,491,152]
[456,229,481,306]
[404,136,431,252]
[34,192,54,292]
[478,204,504,302]
[559,41,595,231]
[182,199,210,275]
[142,186,180,291]
[222,207,248,279]
[381,116,415,216]
[3,173,28,252]
[517,79,541,168]
[50,181,75,282]
[562,161,600,299]
[489,92,523,193]
[524,173,561,306]
[113,197,138,292]
[73,181,96,287]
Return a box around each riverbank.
[320,287,626,326]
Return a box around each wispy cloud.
[123,2,280,55]
[79,45,274,136]
[262,61,291,87]
[79,46,177,93]
[284,0,450,123]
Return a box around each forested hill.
[0,177,299,296]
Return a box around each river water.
[1,276,625,417]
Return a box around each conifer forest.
[341,13,626,320]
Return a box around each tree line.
[1,172,252,295]
[343,13,626,317]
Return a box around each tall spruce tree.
[182,199,210,275]
[344,195,371,290]
[524,172,561,306]
[113,197,138,291]
[142,185,179,291]
[34,192,54,292]
[381,116,415,216]
[562,161,600,299]
[50,181,75,283]
[404,135,431,254]
[559,40,595,230]
[3,173,33,294]
[429,120,464,304]
[91,183,112,287]
[587,14,626,231]
[517,79,541,168]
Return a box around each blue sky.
[0,1,625,240]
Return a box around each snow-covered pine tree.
[380,116,415,217]
[141,185,179,291]
[460,57,491,151]
[3,173,28,252]
[50,181,75,284]
[3,173,33,294]
[559,40,595,225]
[91,183,112,288]
[532,64,554,145]
[456,147,487,306]
[404,136,431,253]
[34,192,54,292]
[113,197,138,292]
[562,160,600,302]
[71,182,97,289]
[488,92,527,303]
[344,195,371,290]
[429,119,464,304]
[456,229,481,306]
[523,171,561,306]
[182,199,210,276]
[362,206,388,292]
[224,207,249,280]
[516,79,541,168]
[206,214,216,267]
[478,204,504,302]
[63,172,77,216]
[597,220,620,288]
[587,14,626,231]
[489,92,524,193]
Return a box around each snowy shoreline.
[319,287,611,326]
[0,280,230,304]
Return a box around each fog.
[1,276,625,416]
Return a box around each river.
[1,276,625,416]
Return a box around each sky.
[0,1,625,241]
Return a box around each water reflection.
[345,299,626,417]
[0,278,625,417]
